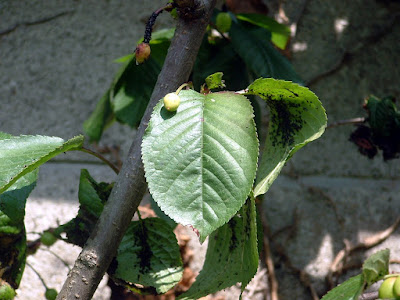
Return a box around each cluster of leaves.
[350,95,400,160]
[83,10,299,142]
[0,7,328,300]
[321,249,390,300]
[0,76,326,298]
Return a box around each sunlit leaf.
[142,90,259,241]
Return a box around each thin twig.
[80,147,120,174]
[26,262,48,289]
[258,205,279,300]
[42,248,71,271]
[327,117,365,129]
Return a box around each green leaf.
[149,196,177,229]
[230,22,302,84]
[83,89,114,142]
[236,14,291,49]
[321,274,365,300]
[78,169,106,218]
[142,90,259,242]
[114,218,183,294]
[205,72,226,90]
[362,249,390,286]
[0,170,37,224]
[111,56,160,128]
[193,41,249,91]
[178,198,258,299]
[247,78,326,197]
[56,169,111,247]
[0,134,84,193]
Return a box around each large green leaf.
[142,90,259,242]
[230,22,302,84]
[236,13,291,49]
[0,134,84,193]
[321,274,365,300]
[178,198,258,299]
[114,218,183,294]
[247,78,326,197]
[362,249,389,287]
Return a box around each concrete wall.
[1,0,400,299]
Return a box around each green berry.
[393,276,400,298]
[40,231,58,247]
[163,93,180,112]
[379,276,397,299]
[45,288,58,300]
[0,281,16,300]
[216,12,232,33]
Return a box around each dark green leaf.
[236,14,291,49]
[246,78,326,197]
[0,134,84,193]
[321,274,365,300]
[193,41,249,91]
[56,169,112,247]
[142,90,259,242]
[115,218,183,294]
[178,198,258,299]
[362,249,390,286]
[0,170,37,224]
[230,22,302,84]
[83,89,114,142]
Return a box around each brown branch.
[56,1,216,299]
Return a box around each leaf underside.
[142,90,259,242]
[178,198,258,300]
[321,274,365,300]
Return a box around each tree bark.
[56,1,216,299]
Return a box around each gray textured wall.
[1,0,400,299]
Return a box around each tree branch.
[56,1,216,299]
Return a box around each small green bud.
[40,231,58,247]
[163,93,180,112]
[216,12,232,33]
[45,288,58,300]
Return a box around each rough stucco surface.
[1,0,400,299]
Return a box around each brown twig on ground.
[327,217,400,288]
[260,212,279,300]
[327,117,366,129]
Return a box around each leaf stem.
[26,261,48,290]
[79,147,120,174]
